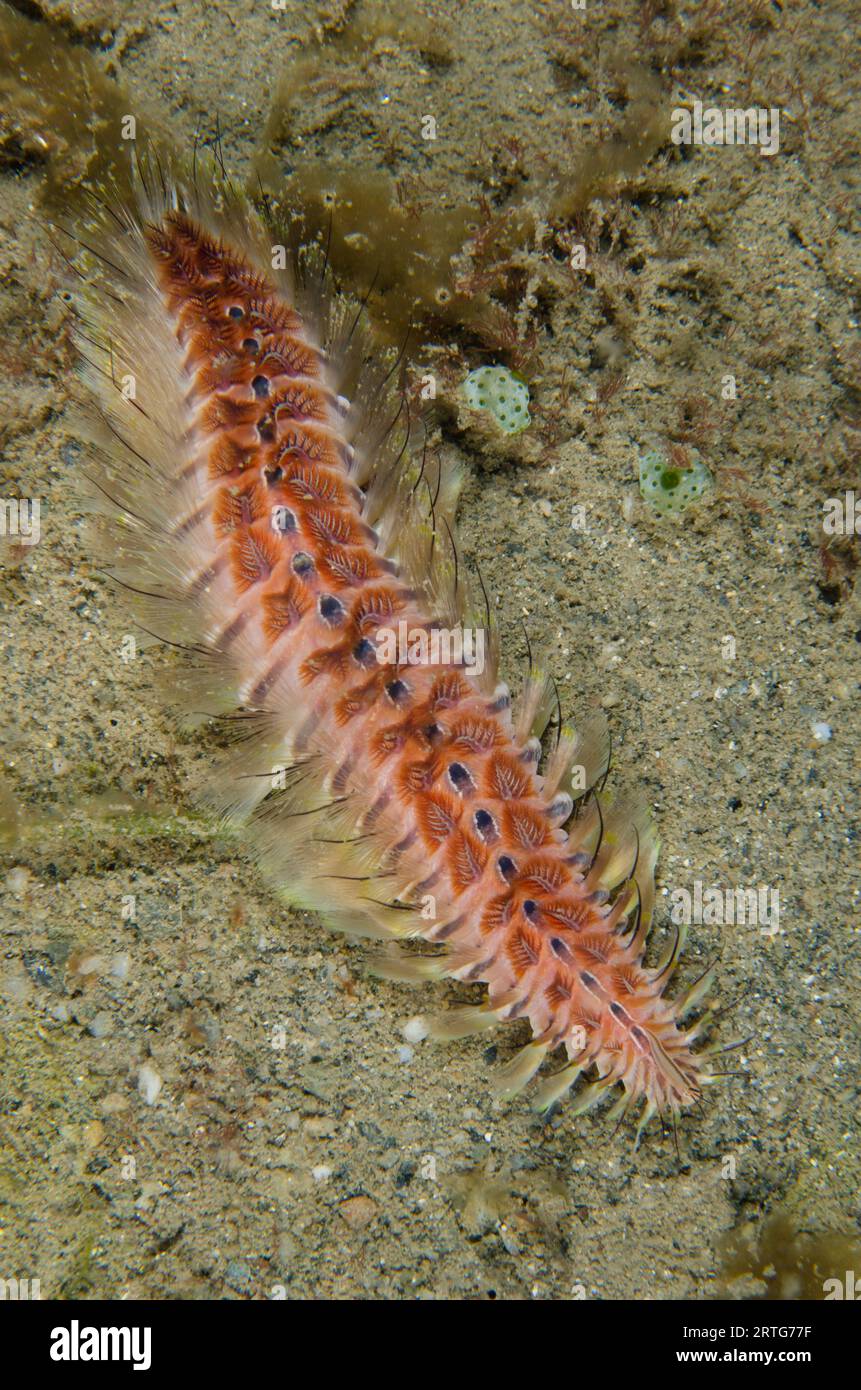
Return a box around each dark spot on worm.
[473,808,497,840]
[386,679,409,702]
[271,506,296,533]
[292,552,313,575]
[497,855,516,882]
[319,595,344,623]
[228,305,244,319]
[252,375,270,398]
[353,638,376,664]
[448,761,473,791]
[585,889,609,905]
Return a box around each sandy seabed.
[0,0,859,1300]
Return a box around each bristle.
[513,667,555,744]
[533,1062,585,1111]
[366,945,449,983]
[423,1004,501,1040]
[492,1041,550,1099]
[567,1078,613,1119]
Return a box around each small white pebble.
[77,953,106,977]
[397,1045,413,1064]
[110,952,131,981]
[811,721,832,742]
[137,1063,162,1105]
[500,1225,520,1255]
[6,867,30,894]
[311,1164,332,1184]
[402,1015,428,1043]
[88,1011,113,1038]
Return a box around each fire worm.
[59,151,725,1144]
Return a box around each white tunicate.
[638,448,713,516]
[463,365,531,435]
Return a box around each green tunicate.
[638,447,713,517]
[463,365,531,436]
